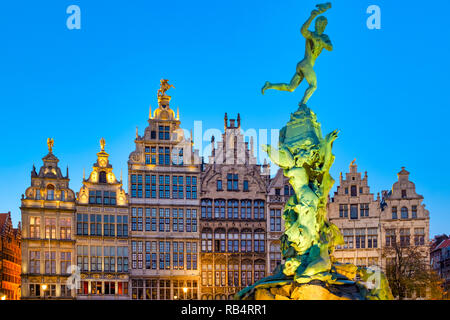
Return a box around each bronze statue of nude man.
[261,3,333,106]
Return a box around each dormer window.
[47,185,55,200]
[401,190,407,199]
[99,171,107,183]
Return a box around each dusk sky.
[0,0,449,236]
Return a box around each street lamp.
[182,287,188,300]
[1,295,6,300]
[41,284,48,300]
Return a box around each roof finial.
[83,168,85,180]
[47,138,54,153]
[66,165,69,178]
[120,169,123,183]
[237,113,241,128]
[350,158,356,167]
[136,127,139,139]
[100,137,106,152]
[177,106,180,119]
[149,104,152,119]
[224,113,228,129]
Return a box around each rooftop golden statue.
[157,79,175,98]
[100,137,106,152]
[47,138,54,153]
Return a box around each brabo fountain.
[236,3,393,300]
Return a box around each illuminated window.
[47,185,55,200]
[30,217,40,238]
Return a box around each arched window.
[254,200,265,219]
[214,228,226,252]
[240,229,252,252]
[99,171,107,183]
[401,207,408,219]
[228,261,239,287]
[47,185,55,200]
[60,190,65,201]
[214,199,225,219]
[227,199,239,219]
[201,199,212,219]
[241,261,252,287]
[240,200,252,219]
[215,261,226,287]
[228,228,239,253]
[201,228,212,252]
[201,260,213,287]
[254,259,266,282]
[254,229,265,253]
[392,206,398,219]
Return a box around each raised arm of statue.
[300,11,317,39]
[301,3,332,39]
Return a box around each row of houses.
[1,82,438,299]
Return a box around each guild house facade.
[75,138,130,299]
[0,212,21,300]
[199,114,270,300]
[20,141,77,299]
[128,82,201,300]
[17,80,432,300]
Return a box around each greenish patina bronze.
[236,3,393,300]
[261,3,333,106]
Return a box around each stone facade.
[0,212,21,300]
[16,82,433,300]
[128,90,201,300]
[199,114,270,300]
[20,146,77,299]
[328,162,382,267]
[75,139,130,299]
[266,169,290,275]
[379,167,430,266]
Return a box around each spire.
[66,165,69,178]
[237,113,241,128]
[224,113,228,129]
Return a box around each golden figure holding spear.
[261,3,333,106]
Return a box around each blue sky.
[0,0,449,236]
